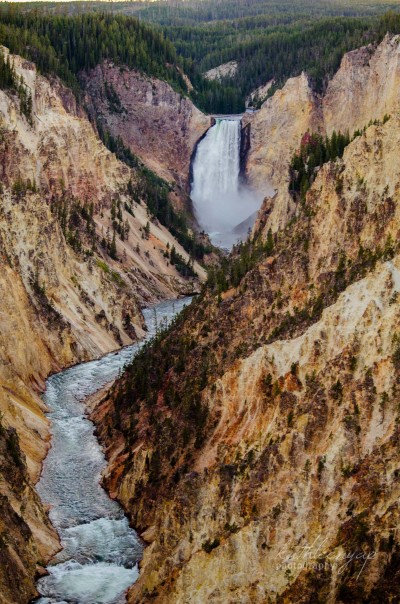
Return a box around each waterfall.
[191,117,262,248]
[192,118,241,206]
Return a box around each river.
[35,297,191,604]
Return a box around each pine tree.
[110,230,117,259]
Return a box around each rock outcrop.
[94,107,400,602]
[246,79,274,108]
[0,48,205,602]
[204,61,238,81]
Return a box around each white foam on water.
[37,561,139,604]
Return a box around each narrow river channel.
[36,297,191,604]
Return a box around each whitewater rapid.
[190,117,263,248]
[36,298,191,604]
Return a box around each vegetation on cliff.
[97,125,212,263]
[289,130,351,199]
[0,50,31,121]
[289,115,391,199]
[207,230,274,294]
[0,8,232,113]
[109,300,210,485]
[0,11,186,95]
[174,11,400,110]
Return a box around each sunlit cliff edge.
[244,34,400,235]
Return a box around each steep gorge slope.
[244,34,400,233]
[0,48,205,603]
[82,62,210,208]
[93,104,400,601]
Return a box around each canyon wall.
[82,63,210,210]
[242,72,321,232]
[94,106,400,601]
[0,49,205,602]
[244,34,400,234]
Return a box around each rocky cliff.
[244,34,400,234]
[81,62,210,208]
[243,72,321,232]
[0,48,205,603]
[93,101,400,601]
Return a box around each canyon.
[91,35,400,604]
[1,27,400,604]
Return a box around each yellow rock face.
[0,48,206,602]
[245,34,400,234]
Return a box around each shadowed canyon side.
[92,49,400,603]
[81,62,211,212]
[0,48,205,603]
